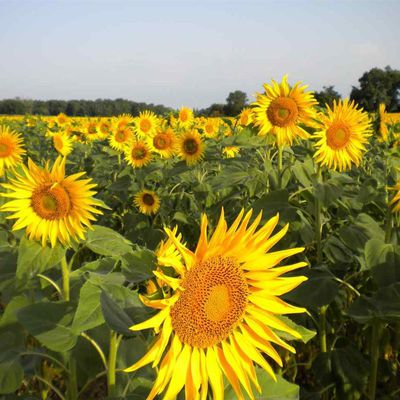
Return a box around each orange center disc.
[31,184,71,220]
[267,97,299,127]
[326,123,351,149]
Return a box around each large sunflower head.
[313,99,372,171]
[109,126,134,152]
[135,111,159,137]
[134,189,161,215]
[124,140,152,168]
[177,130,204,165]
[252,75,317,146]
[0,157,103,247]
[177,107,194,129]
[147,128,176,158]
[0,125,26,176]
[125,209,307,399]
[52,132,73,157]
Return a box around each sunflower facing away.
[124,140,153,168]
[134,189,161,215]
[0,157,103,247]
[0,125,26,176]
[313,99,372,171]
[177,130,204,165]
[125,209,308,400]
[238,107,253,127]
[252,75,317,146]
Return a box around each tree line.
[1,66,399,116]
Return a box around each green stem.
[37,273,62,297]
[315,167,322,264]
[21,351,67,372]
[67,354,78,400]
[107,331,121,397]
[319,305,327,353]
[80,332,108,369]
[368,323,382,400]
[385,207,392,243]
[35,375,66,400]
[277,145,283,188]
[61,255,70,302]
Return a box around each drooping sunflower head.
[134,189,160,215]
[135,111,159,137]
[0,125,26,176]
[109,126,134,152]
[52,132,73,157]
[239,107,254,126]
[313,99,372,171]
[0,157,103,247]
[177,107,194,128]
[177,130,204,165]
[125,209,308,400]
[252,75,318,146]
[124,140,152,168]
[147,128,176,158]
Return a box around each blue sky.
[0,0,399,108]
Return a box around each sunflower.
[56,113,68,125]
[178,107,194,129]
[147,128,176,158]
[238,108,253,127]
[109,126,134,152]
[83,120,100,141]
[313,99,372,171]
[378,103,389,142]
[125,140,152,168]
[134,189,161,215]
[252,75,317,146]
[0,157,103,247]
[177,130,204,165]
[135,111,159,137]
[125,209,307,399]
[52,132,73,157]
[0,125,26,176]
[117,114,134,130]
[202,118,220,138]
[98,120,113,139]
[223,146,240,158]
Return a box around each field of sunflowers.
[0,76,399,400]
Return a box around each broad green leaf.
[85,225,132,256]
[314,181,342,207]
[0,359,23,394]
[121,247,157,283]
[0,295,31,327]
[72,281,104,333]
[16,236,66,280]
[17,301,78,352]
[276,316,316,344]
[252,189,297,221]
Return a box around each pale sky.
[0,0,399,108]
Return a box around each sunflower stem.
[368,323,382,400]
[107,331,121,397]
[314,166,323,264]
[277,145,283,188]
[67,353,78,400]
[61,254,70,302]
[319,305,327,353]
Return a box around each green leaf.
[121,247,157,283]
[276,316,316,343]
[17,302,78,352]
[347,283,400,324]
[16,236,66,280]
[252,190,297,221]
[0,295,31,327]
[314,181,342,207]
[225,368,299,399]
[0,359,23,394]
[364,239,400,286]
[72,281,104,333]
[85,226,132,256]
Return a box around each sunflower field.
[0,76,399,400]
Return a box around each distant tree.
[314,86,341,107]
[224,90,248,116]
[350,66,400,112]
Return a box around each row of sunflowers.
[0,76,399,399]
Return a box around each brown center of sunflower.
[326,123,351,149]
[205,124,214,135]
[88,125,97,134]
[0,142,12,157]
[153,134,169,150]
[132,146,147,160]
[183,138,199,155]
[101,123,110,134]
[142,193,155,206]
[267,97,299,127]
[53,136,64,152]
[180,110,188,122]
[170,256,248,348]
[115,129,128,143]
[240,114,249,125]
[31,184,71,220]
[140,119,151,133]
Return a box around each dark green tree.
[224,90,248,116]
[314,86,341,107]
[350,66,400,112]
